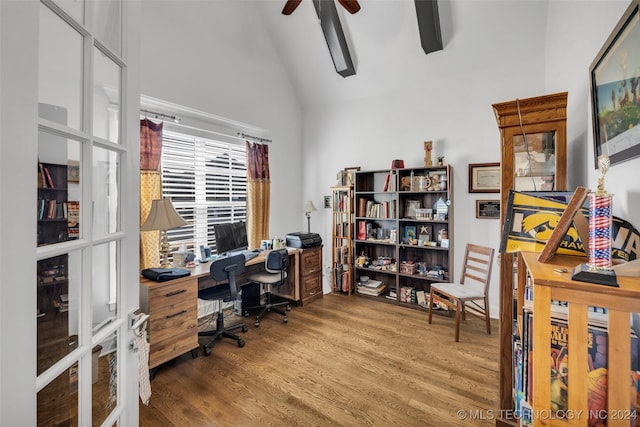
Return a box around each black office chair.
[198,254,248,356]
[244,248,291,327]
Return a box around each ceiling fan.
[282,0,361,15]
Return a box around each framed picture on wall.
[590,0,640,167]
[476,200,500,219]
[469,162,500,193]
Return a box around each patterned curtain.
[140,119,163,269]
[246,141,270,249]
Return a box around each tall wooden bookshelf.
[353,166,453,309]
[331,185,354,294]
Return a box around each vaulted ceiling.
[257,0,454,108]
[257,0,552,110]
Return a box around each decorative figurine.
[424,141,433,166]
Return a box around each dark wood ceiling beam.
[415,0,443,55]
[313,0,356,78]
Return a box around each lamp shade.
[141,198,187,231]
[304,200,317,213]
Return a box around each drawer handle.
[166,310,187,319]
[166,289,187,297]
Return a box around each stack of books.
[53,294,69,312]
[356,279,386,296]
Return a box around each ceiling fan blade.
[337,0,360,14]
[282,0,303,15]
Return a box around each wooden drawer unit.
[300,245,323,305]
[140,276,199,369]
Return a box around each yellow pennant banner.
[500,190,639,262]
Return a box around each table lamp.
[141,198,187,268]
[304,200,317,233]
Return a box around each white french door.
[0,0,141,425]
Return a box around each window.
[161,128,247,254]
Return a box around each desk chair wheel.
[203,346,213,357]
[254,320,260,327]
[237,338,245,348]
[283,316,288,323]
[241,325,248,333]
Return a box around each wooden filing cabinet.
[299,245,323,305]
[140,276,199,371]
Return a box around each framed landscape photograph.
[590,0,640,168]
[469,162,500,193]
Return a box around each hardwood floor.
[140,293,499,426]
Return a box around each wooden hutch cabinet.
[492,92,568,426]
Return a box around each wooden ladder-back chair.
[428,243,495,342]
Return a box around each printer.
[285,232,322,248]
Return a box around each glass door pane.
[39,3,83,131]
[37,251,81,374]
[38,130,82,246]
[93,47,121,143]
[90,0,122,56]
[92,332,118,426]
[92,241,118,333]
[92,147,119,238]
[512,131,557,192]
[37,364,78,426]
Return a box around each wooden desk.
[519,252,640,427]
[140,248,302,370]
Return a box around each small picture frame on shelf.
[405,200,421,219]
[343,166,360,187]
[415,208,432,220]
[404,225,417,244]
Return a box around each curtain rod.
[238,132,272,144]
[140,108,181,123]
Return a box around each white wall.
[140,1,304,239]
[140,0,640,317]
[545,0,639,219]
[304,1,550,314]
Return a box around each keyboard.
[242,249,260,261]
[219,248,260,262]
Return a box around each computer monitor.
[214,221,249,255]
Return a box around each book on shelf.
[53,295,69,312]
[38,163,46,188]
[357,221,366,240]
[67,201,79,239]
[382,173,390,192]
[43,165,54,188]
[356,279,386,296]
[358,198,367,217]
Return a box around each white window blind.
[161,129,247,253]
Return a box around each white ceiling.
[258,0,443,108]
[256,0,550,109]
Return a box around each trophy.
[571,155,618,286]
